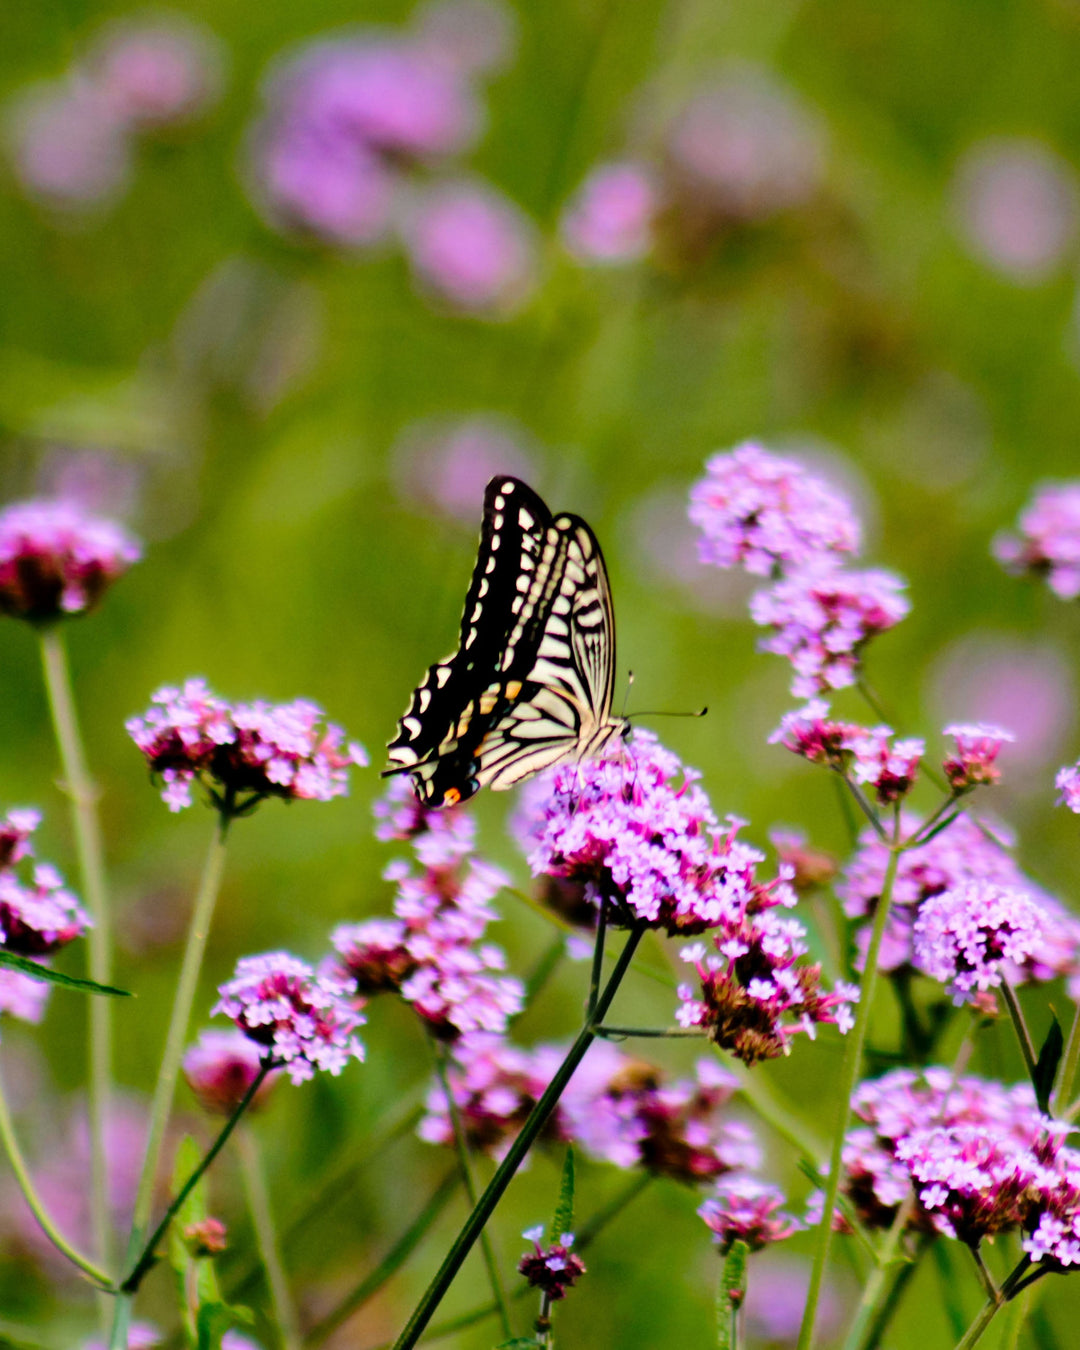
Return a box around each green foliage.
[0,950,130,996]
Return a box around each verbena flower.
[0,808,87,959]
[0,499,141,621]
[1056,762,1080,813]
[698,1176,801,1252]
[942,723,1013,791]
[750,564,910,699]
[688,444,860,579]
[328,917,417,996]
[770,701,923,804]
[515,729,773,935]
[838,813,1080,989]
[768,828,838,893]
[213,953,365,1085]
[995,482,1080,599]
[88,14,223,128]
[0,966,51,1023]
[182,1028,281,1115]
[373,773,473,859]
[126,678,367,814]
[518,1226,586,1300]
[560,161,656,265]
[912,880,1044,1004]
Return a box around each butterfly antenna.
[620,670,635,720]
[628,706,708,719]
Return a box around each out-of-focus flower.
[913,880,1044,1004]
[329,918,416,996]
[995,482,1080,600]
[953,138,1078,282]
[213,952,365,1085]
[1058,762,1080,813]
[0,862,88,957]
[689,444,861,579]
[514,729,776,935]
[742,1255,845,1346]
[0,809,40,870]
[220,1335,264,1350]
[698,1175,801,1252]
[769,829,838,893]
[942,723,1013,791]
[88,14,223,127]
[126,678,367,813]
[391,414,539,524]
[561,160,657,264]
[750,565,910,700]
[838,812,1080,990]
[0,967,51,1023]
[5,78,131,210]
[402,179,538,315]
[82,1321,162,1350]
[182,1028,281,1115]
[183,1216,228,1256]
[518,1226,586,1300]
[0,499,141,621]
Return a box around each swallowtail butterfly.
[384,476,628,807]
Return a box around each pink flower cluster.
[0,499,141,622]
[838,812,1080,991]
[942,723,1013,790]
[698,1176,801,1253]
[331,778,522,1039]
[689,445,908,698]
[417,1033,555,1154]
[513,730,779,935]
[5,15,222,213]
[518,1226,586,1300]
[560,162,658,265]
[126,678,367,814]
[995,481,1080,599]
[248,4,534,316]
[182,1028,281,1115]
[912,880,1045,1005]
[770,701,924,805]
[1056,760,1080,813]
[213,952,365,1085]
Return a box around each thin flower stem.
[39,626,113,1277]
[839,1195,916,1350]
[796,816,903,1350]
[390,923,646,1350]
[953,1255,1032,1350]
[109,817,231,1346]
[1052,1004,1080,1116]
[1000,982,1038,1085]
[586,901,607,1020]
[0,1056,112,1288]
[593,1024,708,1038]
[832,773,859,848]
[237,1125,301,1350]
[840,773,887,841]
[121,1061,272,1295]
[431,1040,512,1339]
[969,1247,999,1304]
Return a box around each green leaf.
[1034,1014,1065,1115]
[196,1301,253,1350]
[169,1136,224,1346]
[716,1240,749,1350]
[0,950,131,996]
[550,1145,575,1241]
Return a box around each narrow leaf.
[0,950,131,996]
[550,1146,575,1241]
[1034,1014,1065,1115]
[716,1240,748,1350]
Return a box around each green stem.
[109,816,231,1345]
[303,1169,459,1347]
[593,1024,707,1038]
[839,1198,916,1350]
[0,1055,112,1287]
[796,824,902,1350]
[39,626,113,1277]
[431,1039,512,1339]
[953,1256,1031,1350]
[586,901,607,1020]
[390,923,645,1350]
[122,1061,272,1295]
[1052,1004,1080,1116]
[237,1125,301,1350]
[1000,982,1038,1085]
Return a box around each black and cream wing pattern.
[384,476,627,807]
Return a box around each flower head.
[517,1227,586,1300]
[689,444,860,579]
[0,967,51,1023]
[913,881,1044,1005]
[515,729,772,934]
[1056,762,1080,813]
[698,1176,801,1252]
[770,702,923,804]
[942,723,1013,791]
[126,679,367,814]
[328,918,416,996]
[182,1028,281,1115]
[995,482,1080,599]
[560,161,656,265]
[0,499,140,621]
[212,953,365,1085]
[0,808,88,958]
[89,14,223,127]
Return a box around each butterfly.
[384,476,628,807]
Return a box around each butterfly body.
[385,477,627,806]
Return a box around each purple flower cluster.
[0,500,141,622]
[514,729,777,935]
[518,1226,586,1300]
[560,161,658,265]
[1056,761,1080,814]
[912,880,1044,1004]
[213,952,365,1085]
[770,701,923,805]
[126,678,367,813]
[5,15,222,212]
[331,778,522,1040]
[838,812,1080,991]
[698,1176,801,1253]
[182,1028,281,1115]
[995,482,1080,599]
[942,723,1013,791]
[248,4,534,316]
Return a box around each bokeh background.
[2,0,1080,1345]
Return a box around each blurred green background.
[3,0,1080,1345]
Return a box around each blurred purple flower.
[561,160,657,265]
[953,138,1078,282]
[0,808,40,870]
[88,13,224,128]
[255,131,396,248]
[183,1028,281,1115]
[1056,762,1080,813]
[329,917,416,996]
[995,481,1080,600]
[402,179,538,315]
[0,967,50,1023]
[0,862,88,957]
[698,1175,801,1252]
[742,1255,845,1346]
[518,1226,586,1300]
[213,952,365,1084]
[392,414,539,524]
[0,498,141,621]
[913,880,1044,1004]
